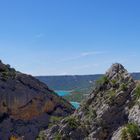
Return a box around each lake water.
[55,90,71,96]
[55,90,80,109]
[70,101,80,109]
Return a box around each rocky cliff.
[0,60,74,140]
[44,63,140,140]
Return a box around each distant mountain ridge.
[131,72,140,80]
[36,73,140,90]
[36,75,102,90]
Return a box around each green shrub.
[0,67,16,81]
[121,128,128,140]
[50,116,63,122]
[135,85,140,100]
[48,116,63,128]
[1,71,9,81]
[126,123,140,138]
[65,116,79,129]
[120,83,128,91]
[54,133,62,140]
[91,109,97,118]
[111,79,117,86]
[107,90,116,104]
[83,107,97,126]
[96,76,109,86]
[36,131,46,140]
[121,123,140,140]
[85,107,97,119]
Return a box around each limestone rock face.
[44,63,140,140]
[0,60,74,140]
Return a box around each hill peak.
[44,63,139,140]
[106,63,127,77]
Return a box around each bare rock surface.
[0,60,74,140]
[44,63,140,140]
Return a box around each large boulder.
[0,60,74,140]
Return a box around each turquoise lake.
[55,90,80,109]
[55,90,71,96]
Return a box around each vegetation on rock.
[65,116,79,129]
[135,84,140,100]
[44,63,139,140]
[121,123,140,140]
[48,116,63,128]
[120,83,128,91]
[54,133,62,140]
[96,75,109,86]
[36,131,46,140]
[107,90,116,104]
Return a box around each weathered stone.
[129,105,140,125]
[0,60,75,140]
[44,63,139,140]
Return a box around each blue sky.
[0,0,140,75]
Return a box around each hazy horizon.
[0,0,140,76]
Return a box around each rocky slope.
[0,60,74,140]
[44,63,140,140]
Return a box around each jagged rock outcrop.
[44,63,140,140]
[0,60,74,140]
